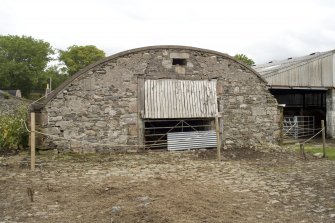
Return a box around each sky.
[1,0,335,64]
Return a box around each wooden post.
[137,77,145,150]
[30,112,36,171]
[301,143,306,159]
[215,115,221,161]
[299,143,305,159]
[321,120,326,158]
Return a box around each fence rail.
[283,116,315,139]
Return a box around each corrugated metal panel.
[144,79,217,118]
[254,51,335,88]
[321,55,333,85]
[167,130,217,151]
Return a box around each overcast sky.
[1,0,335,64]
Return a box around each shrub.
[3,92,10,99]
[0,105,29,151]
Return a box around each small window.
[172,58,187,66]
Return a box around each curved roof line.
[37,45,266,108]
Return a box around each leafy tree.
[234,54,255,66]
[45,66,68,90]
[35,66,68,92]
[0,35,54,97]
[59,45,105,75]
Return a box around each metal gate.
[142,79,219,150]
[284,116,315,138]
[167,131,217,151]
[144,119,216,150]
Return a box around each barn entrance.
[141,79,218,150]
[270,88,327,138]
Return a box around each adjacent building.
[254,50,335,137]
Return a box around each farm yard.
[1,147,335,223]
[2,1,335,222]
[2,44,335,223]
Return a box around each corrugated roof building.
[254,50,335,138]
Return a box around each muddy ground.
[0,148,335,223]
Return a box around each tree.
[0,35,54,97]
[35,66,68,93]
[234,54,255,66]
[59,45,105,75]
[45,66,68,90]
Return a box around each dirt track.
[0,149,335,222]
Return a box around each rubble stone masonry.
[41,46,281,152]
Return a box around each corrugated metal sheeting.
[167,130,217,151]
[144,79,218,118]
[254,51,334,88]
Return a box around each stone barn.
[33,46,281,152]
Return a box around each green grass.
[302,146,335,160]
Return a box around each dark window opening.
[270,89,326,108]
[172,58,187,66]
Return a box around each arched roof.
[36,45,266,109]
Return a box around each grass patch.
[301,145,335,160]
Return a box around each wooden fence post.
[321,120,326,158]
[30,112,35,171]
[215,115,221,161]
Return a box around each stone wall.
[216,67,281,149]
[0,92,29,114]
[42,47,281,152]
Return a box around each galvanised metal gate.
[284,116,315,138]
[167,130,217,151]
[144,119,216,150]
[142,79,219,150]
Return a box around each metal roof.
[254,50,334,76]
[253,50,335,88]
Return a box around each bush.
[3,92,10,99]
[0,105,29,151]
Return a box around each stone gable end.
[40,46,281,152]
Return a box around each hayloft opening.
[172,58,187,66]
[144,119,214,150]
